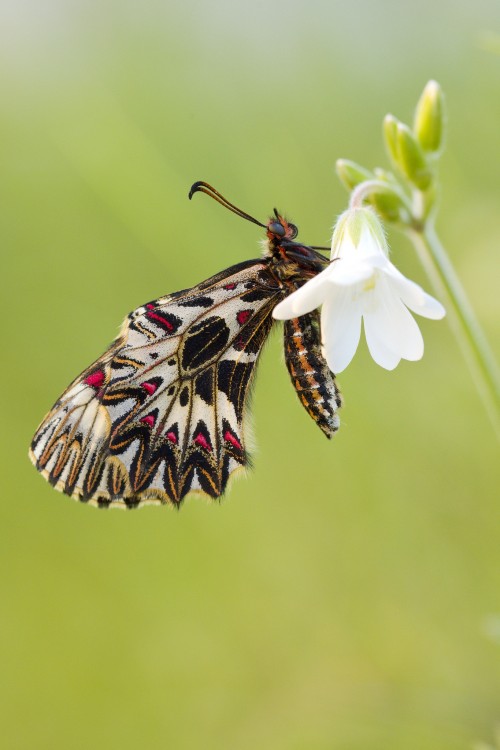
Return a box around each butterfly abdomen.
[283,312,342,438]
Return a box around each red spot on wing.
[142,381,158,396]
[85,370,105,389]
[194,433,211,451]
[223,283,237,290]
[147,311,174,330]
[140,414,156,428]
[236,309,252,326]
[146,303,155,310]
[166,431,178,444]
[224,430,242,451]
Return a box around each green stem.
[408,222,500,440]
[349,179,411,213]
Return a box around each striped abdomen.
[283,311,342,438]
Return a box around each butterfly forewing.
[30,260,284,508]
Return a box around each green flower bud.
[369,190,406,224]
[336,159,373,191]
[413,80,444,154]
[383,114,400,169]
[396,122,433,190]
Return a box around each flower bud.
[336,159,373,191]
[368,169,406,222]
[383,114,400,169]
[413,80,444,154]
[396,123,433,190]
[369,192,406,224]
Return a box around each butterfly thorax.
[264,212,329,287]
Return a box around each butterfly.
[29,182,342,509]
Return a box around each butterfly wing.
[283,310,342,438]
[30,260,283,508]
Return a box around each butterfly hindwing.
[30,260,283,508]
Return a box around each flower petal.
[362,318,401,370]
[272,273,327,320]
[408,289,446,319]
[363,278,424,367]
[384,264,445,319]
[328,258,374,286]
[321,288,363,373]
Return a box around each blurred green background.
[2,1,500,748]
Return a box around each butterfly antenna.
[189,181,266,229]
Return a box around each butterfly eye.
[268,221,286,237]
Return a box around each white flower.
[273,207,445,373]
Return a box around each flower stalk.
[409,221,500,438]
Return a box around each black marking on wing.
[181,316,231,372]
[30,259,285,509]
[178,296,214,308]
[195,369,214,405]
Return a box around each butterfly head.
[264,211,329,280]
[266,209,298,244]
[189,181,329,275]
